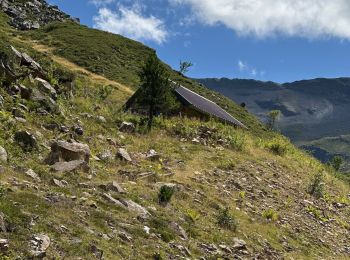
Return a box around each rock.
[146,149,160,161]
[19,84,32,99]
[51,160,88,173]
[97,116,106,123]
[107,181,126,194]
[0,212,7,232]
[102,193,125,208]
[21,53,42,72]
[0,239,9,253]
[73,126,84,136]
[119,121,135,133]
[119,199,151,219]
[97,150,113,161]
[30,234,50,258]
[170,222,188,240]
[26,169,41,182]
[52,178,67,188]
[0,95,3,107]
[46,140,90,165]
[14,131,38,150]
[233,237,247,250]
[117,148,132,162]
[35,78,56,99]
[31,88,57,113]
[118,232,132,242]
[0,146,7,162]
[90,244,103,259]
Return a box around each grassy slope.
[0,15,349,259]
[26,21,268,138]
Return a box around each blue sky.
[47,0,350,83]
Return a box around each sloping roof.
[174,85,247,128]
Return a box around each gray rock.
[0,212,7,232]
[233,237,247,250]
[97,150,113,161]
[119,199,151,219]
[73,126,84,136]
[46,140,90,165]
[14,131,38,150]
[35,78,56,99]
[118,232,132,242]
[51,160,88,173]
[26,169,41,182]
[0,146,7,162]
[52,178,67,188]
[97,115,106,123]
[0,95,3,107]
[102,193,125,208]
[117,148,132,162]
[30,234,50,258]
[170,222,188,240]
[146,149,160,161]
[119,121,135,133]
[107,181,126,194]
[0,239,9,253]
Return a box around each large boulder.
[46,140,90,165]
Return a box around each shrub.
[262,208,279,221]
[216,207,237,231]
[269,142,287,156]
[307,172,325,199]
[328,156,343,171]
[158,185,175,205]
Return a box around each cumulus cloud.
[93,6,168,44]
[170,0,350,39]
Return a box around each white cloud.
[170,0,350,39]
[237,60,262,78]
[90,0,116,6]
[238,60,248,72]
[93,6,168,44]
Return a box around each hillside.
[198,77,350,171]
[0,2,349,259]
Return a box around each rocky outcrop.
[0,0,79,30]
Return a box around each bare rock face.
[0,0,79,31]
[46,140,90,165]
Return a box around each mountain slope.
[198,77,350,170]
[0,2,349,259]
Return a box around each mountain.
[197,77,350,170]
[0,1,349,259]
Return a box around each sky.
[47,0,350,83]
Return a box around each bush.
[307,172,325,198]
[158,185,175,205]
[262,208,279,221]
[216,207,237,231]
[269,142,287,156]
[328,156,343,171]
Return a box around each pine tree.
[137,53,178,130]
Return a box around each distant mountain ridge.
[197,77,350,170]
